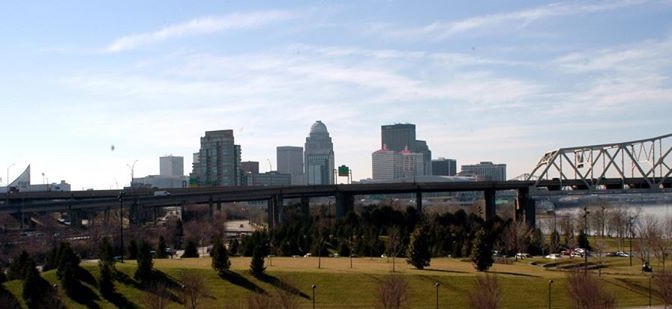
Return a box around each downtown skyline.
[1,1,671,189]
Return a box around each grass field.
[1,254,665,308]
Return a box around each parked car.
[545,253,561,259]
[516,253,530,259]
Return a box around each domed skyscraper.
[304,121,335,185]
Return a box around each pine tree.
[250,244,267,277]
[156,236,168,259]
[211,236,231,275]
[42,246,59,272]
[22,258,51,307]
[99,237,116,267]
[183,239,199,258]
[7,250,31,280]
[229,238,239,256]
[99,261,114,297]
[471,227,494,271]
[134,240,154,284]
[406,226,431,270]
[56,242,81,296]
[127,239,138,260]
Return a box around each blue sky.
[1,0,671,189]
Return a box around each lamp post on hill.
[118,192,125,263]
[6,163,15,186]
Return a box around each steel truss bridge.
[1,133,671,228]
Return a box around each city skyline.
[1,1,671,189]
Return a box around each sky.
[1,0,671,190]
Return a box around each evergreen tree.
[127,239,138,260]
[22,258,51,307]
[7,250,31,280]
[134,240,154,284]
[229,238,239,256]
[98,261,114,297]
[99,237,116,267]
[183,239,199,258]
[42,245,59,272]
[211,236,231,275]
[156,236,168,259]
[471,227,494,271]
[577,230,591,251]
[56,242,81,296]
[406,226,431,270]
[250,244,267,277]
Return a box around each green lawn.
[1,256,664,308]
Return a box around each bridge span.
[1,133,671,228]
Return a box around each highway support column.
[484,189,496,220]
[517,187,536,227]
[415,191,423,213]
[335,191,354,219]
[267,194,283,228]
[300,197,310,217]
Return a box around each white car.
[545,253,561,259]
[516,253,530,259]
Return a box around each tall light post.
[628,216,634,267]
[434,282,440,309]
[117,192,125,263]
[649,274,653,308]
[311,284,317,309]
[583,206,590,273]
[548,280,554,309]
[127,160,138,188]
[6,163,15,187]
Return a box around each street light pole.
[6,163,15,187]
[312,284,317,309]
[583,206,590,273]
[127,160,138,188]
[548,280,554,309]
[649,275,653,307]
[628,216,634,267]
[118,192,125,263]
[435,282,440,309]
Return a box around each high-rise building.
[460,161,507,181]
[277,146,305,185]
[241,161,260,175]
[160,156,184,177]
[191,130,242,186]
[432,158,457,176]
[372,146,402,180]
[304,121,335,185]
[380,123,432,175]
[400,148,424,178]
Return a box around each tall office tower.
[460,161,507,181]
[432,158,457,176]
[304,121,335,185]
[372,146,402,180]
[191,130,242,186]
[160,156,184,177]
[380,123,432,175]
[241,161,260,175]
[400,148,424,178]
[277,146,305,185]
[381,124,416,151]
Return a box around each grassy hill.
[1,256,662,308]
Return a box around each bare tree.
[141,282,170,309]
[566,271,616,308]
[637,215,661,266]
[655,271,672,307]
[503,220,531,258]
[467,274,501,309]
[376,275,408,309]
[180,270,210,309]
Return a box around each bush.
[376,275,408,309]
[467,274,501,309]
[566,271,615,308]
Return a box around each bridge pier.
[267,194,283,228]
[300,197,310,217]
[415,191,423,213]
[484,189,496,220]
[516,187,536,227]
[335,191,354,219]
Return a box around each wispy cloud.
[372,0,647,41]
[105,10,297,52]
